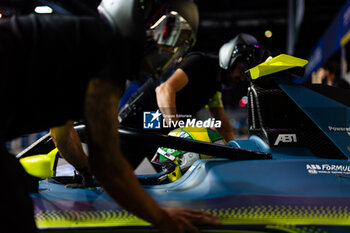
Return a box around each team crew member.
[312,61,350,88]
[0,0,220,232]
[156,33,266,142]
[52,0,201,178]
[118,33,267,166]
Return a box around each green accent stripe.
[202,231,271,233]
[36,204,350,230]
[35,209,150,228]
[39,229,273,233]
[204,205,350,226]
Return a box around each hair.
[321,61,340,77]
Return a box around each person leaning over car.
[0,0,220,232]
[156,33,268,142]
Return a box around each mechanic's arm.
[85,77,220,233]
[50,120,89,173]
[208,106,234,142]
[155,68,188,124]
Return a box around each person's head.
[98,0,199,78]
[321,61,338,82]
[151,127,225,183]
[219,33,263,86]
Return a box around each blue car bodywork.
[23,56,350,232]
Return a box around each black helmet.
[143,0,199,35]
[219,33,262,71]
[143,0,199,77]
[98,0,199,77]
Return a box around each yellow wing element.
[247,54,308,80]
[20,148,58,179]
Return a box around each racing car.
[17,54,350,232]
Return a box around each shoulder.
[183,52,217,63]
[335,79,350,89]
[179,52,218,74]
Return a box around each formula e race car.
[17,54,350,233]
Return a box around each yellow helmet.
[151,126,225,183]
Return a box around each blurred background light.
[264,30,273,38]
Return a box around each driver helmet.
[98,0,199,78]
[219,33,262,72]
[151,127,226,183]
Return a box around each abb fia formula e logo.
[306,163,350,175]
[274,134,297,145]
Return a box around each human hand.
[156,206,221,233]
[312,67,326,84]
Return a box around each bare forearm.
[84,77,166,226]
[156,84,179,123]
[155,69,189,124]
[209,107,234,142]
[50,121,88,172]
[92,153,165,226]
[217,118,234,142]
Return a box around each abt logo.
[274,134,297,146]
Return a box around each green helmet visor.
[151,127,225,183]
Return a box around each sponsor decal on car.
[274,134,297,145]
[306,163,350,175]
[328,126,350,136]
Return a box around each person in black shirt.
[156,33,267,142]
[312,61,350,89]
[169,52,222,119]
[0,1,220,232]
[141,33,265,142]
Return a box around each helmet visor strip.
[228,44,260,71]
[144,11,195,77]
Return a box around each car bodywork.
[19,54,350,232]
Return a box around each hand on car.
[157,206,221,233]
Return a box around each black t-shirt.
[0,14,139,141]
[333,79,350,89]
[176,52,221,116]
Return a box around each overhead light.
[0,13,2,19]
[264,30,273,38]
[34,6,53,14]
